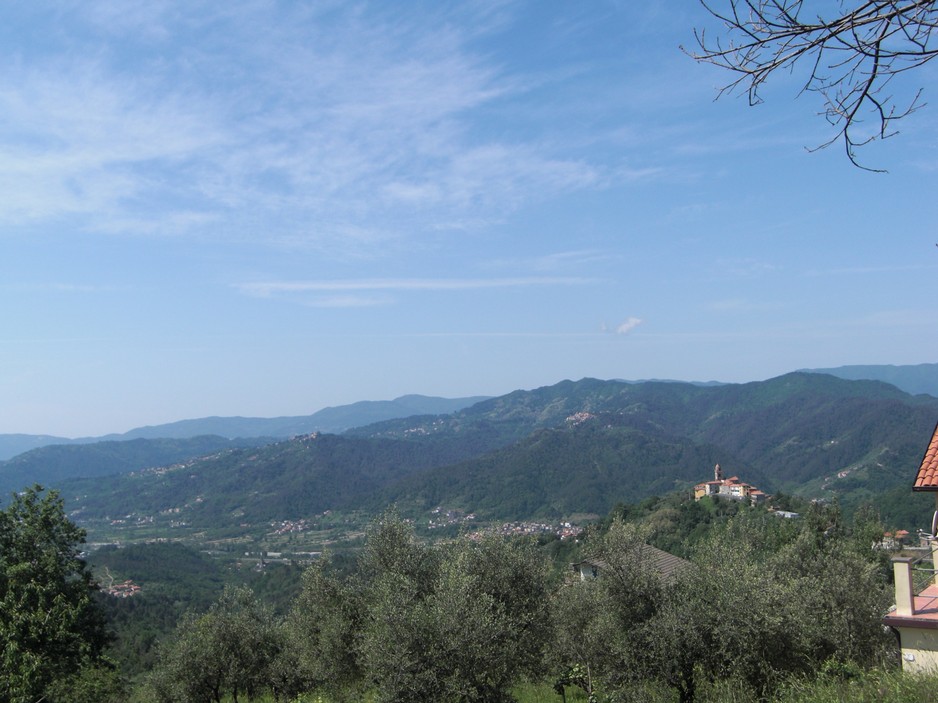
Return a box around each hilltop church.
[693,464,768,506]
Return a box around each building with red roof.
[693,464,769,506]
[884,421,938,672]
[913,422,938,492]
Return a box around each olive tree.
[281,555,361,699]
[553,510,893,703]
[357,514,552,703]
[549,520,668,701]
[292,511,552,703]
[148,586,282,703]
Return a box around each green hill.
[58,374,938,534]
[64,433,474,526]
[373,420,752,518]
[0,436,272,498]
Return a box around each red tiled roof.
[913,422,938,491]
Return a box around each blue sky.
[2,1,938,437]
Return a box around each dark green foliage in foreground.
[90,541,305,677]
[143,511,553,703]
[300,512,552,703]
[284,555,364,700]
[549,507,894,703]
[0,486,115,703]
[123,499,904,703]
[147,586,283,703]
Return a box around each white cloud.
[238,276,594,298]
[302,295,393,309]
[0,60,225,226]
[487,249,611,273]
[0,2,645,253]
[616,317,643,334]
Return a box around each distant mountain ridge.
[6,364,935,461]
[802,363,938,397]
[0,394,490,461]
[0,436,271,498]
[61,373,938,531]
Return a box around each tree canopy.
[687,1,938,169]
[0,485,110,703]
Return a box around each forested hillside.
[57,373,938,536]
[0,436,273,498]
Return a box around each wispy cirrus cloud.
[237,276,595,298]
[0,2,637,254]
[0,282,124,294]
[486,249,611,272]
[301,294,394,309]
[0,61,223,225]
[803,263,937,277]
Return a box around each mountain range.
[53,371,938,533]
[0,394,489,461]
[6,362,937,463]
[802,362,938,398]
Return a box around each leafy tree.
[648,509,892,701]
[293,511,552,703]
[549,578,607,700]
[282,554,364,701]
[43,662,126,703]
[687,0,938,169]
[549,520,668,701]
[147,586,282,703]
[553,509,894,703]
[0,485,109,703]
[423,536,552,702]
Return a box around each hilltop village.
[693,464,769,505]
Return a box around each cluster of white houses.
[693,464,768,505]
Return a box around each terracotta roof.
[913,422,938,491]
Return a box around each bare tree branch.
[684,1,938,171]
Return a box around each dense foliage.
[0,486,114,703]
[123,502,902,703]
[143,512,553,703]
[0,435,269,499]
[549,511,893,702]
[147,586,282,703]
